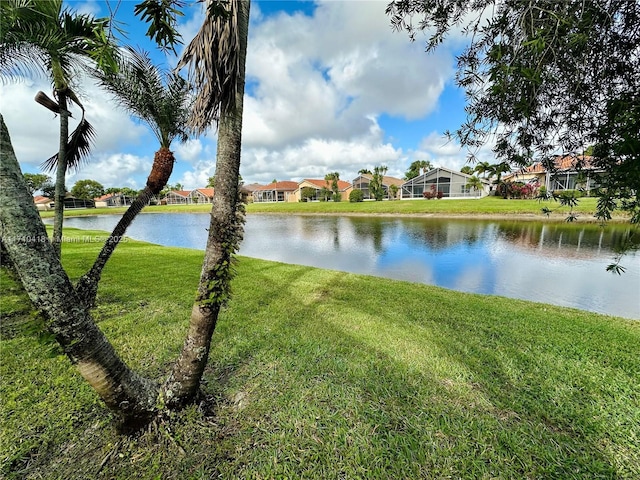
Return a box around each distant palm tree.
[419,160,433,175]
[465,175,484,195]
[358,168,372,175]
[325,171,340,201]
[473,161,492,179]
[488,162,511,184]
[0,0,118,257]
[76,48,193,306]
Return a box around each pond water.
[54,213,640,319]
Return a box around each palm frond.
[176,0,240,134]
[0,0,117,87]
[95,46,193,147]
[41,116,96,172]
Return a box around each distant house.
[401,167,490,199]
[94,192,134,208]
[351,174,404,200]
[164,190,192,205]
[63,195,95,209]
[252,181,298,203]
[33,195,53,211]
[293,179,353,202]
[503,155,604,193]
[241,183,263,203]
[190,188,214,204]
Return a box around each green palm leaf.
[95,47,193,148]
[41,116,96,173]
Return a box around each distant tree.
[271,178,277,184]
[300,186,316,202]
[206,176,215,188]
[71,179,104,199]
[22,173,50,195]
[473,161,492,179]
[465,176,484,195]
[460,166,474,175]
[349,189,364,203]
[388,184,399,200]
[403,160,433,180]
[325,172,341,202]
[370,165,388,201]
[318,186,332,201]
[40,181,57,199]
[358,169,371,175]
[488,162,512,185]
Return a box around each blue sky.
[2,0,495,191]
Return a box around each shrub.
[423,185,437,200]
[498,181,539,199]
[349,189,364,202]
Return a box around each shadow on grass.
[200,263,635,478]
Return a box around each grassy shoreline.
[1,229,638,478]
[38,196,631,222]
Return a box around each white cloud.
[174,138,204,164]
[413,131,498,172]
[240,117,404,184]
[178,162,216,190]
[68,153,151,189]
[74,1,101,16]
[242,0,454,155]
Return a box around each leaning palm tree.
[0,0,119,257]
[163,0,251,407]
[75,48,194,307]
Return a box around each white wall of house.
[401,167,490,199]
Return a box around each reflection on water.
[53,213,639,319]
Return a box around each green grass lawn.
[38,195,629,222]
[1,229,638,479]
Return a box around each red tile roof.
[94,193,118,201]
[520,155,596,174]
[33,195,52,204]
[194,188,214,197]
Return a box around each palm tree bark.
[162,0,250,407]
[76,147,175,308]
[51,90,69,257]
[1,115,158,426]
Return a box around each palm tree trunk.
[76,147,175,308]
[52,90,69,257]
[162,0,250,408]
[75,185,154,307]
[1,115,158,427]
